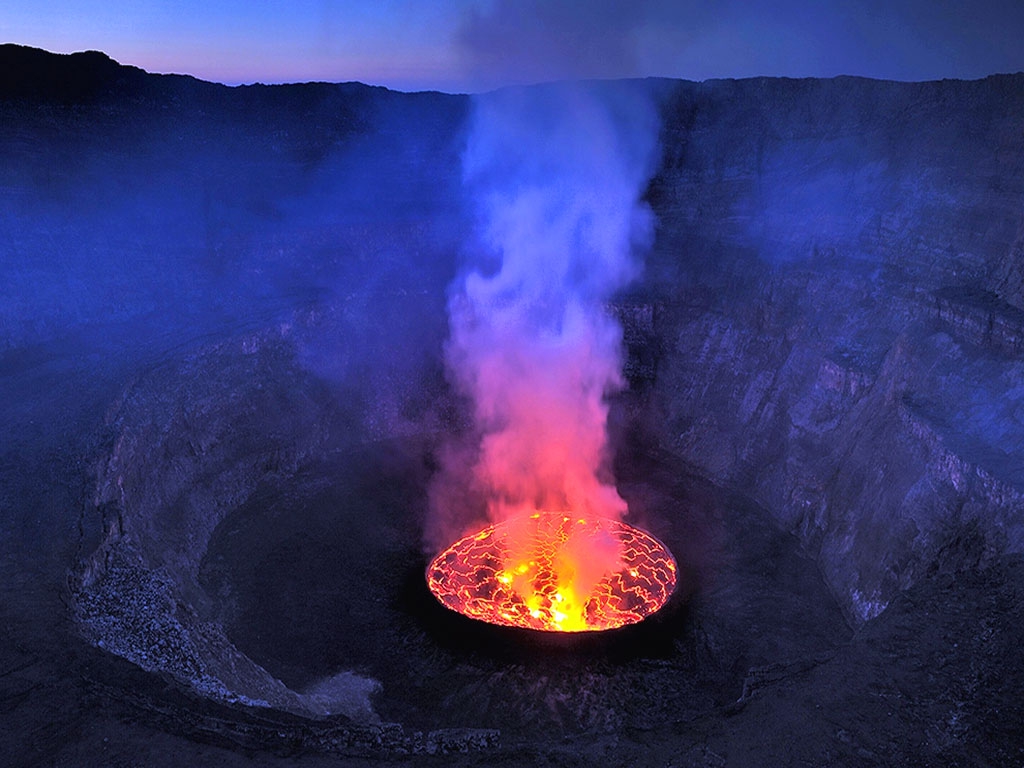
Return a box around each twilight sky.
[3,0,1023,92]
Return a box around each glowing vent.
[427,512,676,632]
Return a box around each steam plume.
[428,82,659,551]
[457,0,647,90]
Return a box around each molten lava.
[427,513,676,632]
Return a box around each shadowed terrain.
[2,46,1023,766]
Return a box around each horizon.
[6,42,1024,98]
[4,0,1024,94]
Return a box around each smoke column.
[427,81,659,551]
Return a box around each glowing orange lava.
[427,513,677,632]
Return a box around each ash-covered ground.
[2,46,1024,766]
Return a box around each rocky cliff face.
[4,46,1020,628]
[4,46,1024,763]
[634,74,1024,623]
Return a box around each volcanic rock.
[2,45,1024,766]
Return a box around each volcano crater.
[70,312,856,755]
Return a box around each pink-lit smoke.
[427,82,659,552]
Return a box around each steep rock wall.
[639,75,1024,622]
[7,47,1021,633]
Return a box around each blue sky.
[3,0,1023,92]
